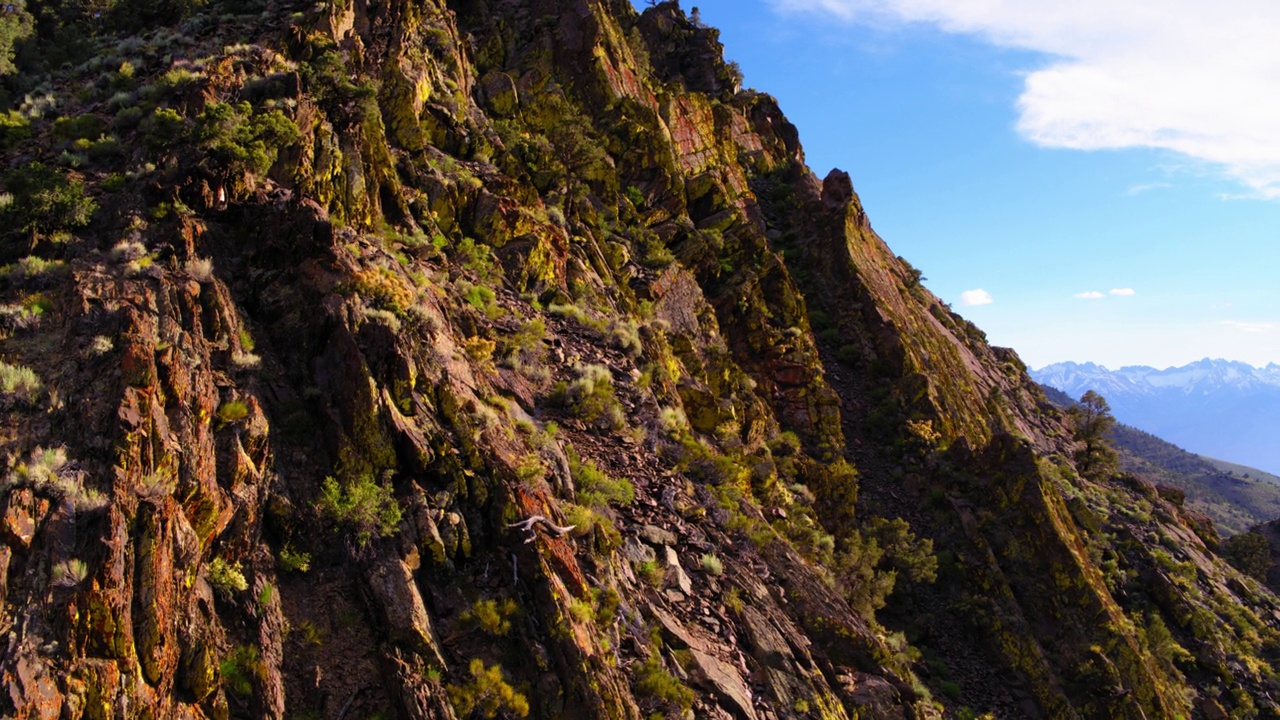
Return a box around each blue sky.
[638,0,1280,370]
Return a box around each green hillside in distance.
[1042,384,1280,535]
[1203,457,1280,486]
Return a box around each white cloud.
[1074,291,1105,299]
[959,288,993,306]
[770,0,1280,196]
[1124,182,1170,196]
[1222,320,1279,334]
[1109,288,1136,296]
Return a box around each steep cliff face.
[1,1,1278,719]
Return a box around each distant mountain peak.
[1032,358,1280,474]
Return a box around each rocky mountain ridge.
[0,1,1278,719]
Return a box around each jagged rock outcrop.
[1,1,1278,719]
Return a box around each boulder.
[664,545,693,595]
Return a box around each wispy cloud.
[959,288,993,306]
[1109,288,1136,296]
[1222,320,1279,334]
[1124,182,1170,196]
[1074,291,1105,299]
[769,0,1280,196]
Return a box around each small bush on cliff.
[277,546,311,574]
[701,553,724,576]
[0,255,67,282]
[608,317,642,355]
[52,558,89,587]
[452,237,497,281]
[207,557,249,594]
[220,645,263,697]
[3,446,107,512]
[317,473,402,547]
[192,101,300,178]
[633,654,694,712]
[624,185,645,208]
[569,448,634,507]
[446,659,529,718]
[462,598,520,636]
[867,517,938,586]
[553,363,624,430]
[349,267,414,315]
[0,162,96,241]
[636,230,674,268]
[0,360,42,402]
[217,400,249,424]
[835,524,919,618]
[499,317,546,363]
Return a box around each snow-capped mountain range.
[1032,359,1280,475]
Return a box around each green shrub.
[159,66,204,94]
[452,237,496,279]
[0,6,32,77]
[607,317,642,355]
[52,558,89,587]
[553,363,625,430]
[568,596,594,623]
[0,111,31,149]
[700,553,723,576]
[0,162,96,239]
[725,586,743,613]
[547,302,597,328]
[624,185,645,208]
[2,446,106,512]
[658,406,688,437]
[349,267,413,315]
[446,659,529,718]
[569,449,634,508]
[461,337,496,370]
[217,400,249,424]
[317,473,402,547]
[53,115,107,142]
[277,546,311,574]
[1144,611,1193,670]
[0,360,42,401]
[114,60,136,85]
[207,557,248,594]
[867,516,938,585]
[136,469,176,499]
[194,101,300,177]
[141,108,186,150]
[0,255,67,281]
[637,231,674,267]
[515,454,544,485]
[633,654,693,711]
[463,282,495,310]
[113,105,145,131]
[1222,530,1271,581]
[219,645,262,697]
[500,317,547,365]
[636,560,664,588]
[462,598,520,636]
